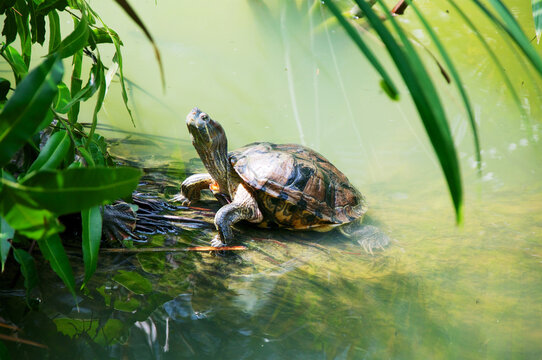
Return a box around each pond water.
[2,0,542,358]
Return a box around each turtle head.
[186,108,227,152]
[186,108,232,193]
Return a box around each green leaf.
[0,78,10,101]
[1,167,141,215]
[0,340,9,360]
[68,49,83,124]
[113,43,134,126]
[2,8,16,45]
[474,0,542,76]
[0,55,63,167]
[86,60,106,148]
[322,0,399,100]
[88,27,122,47]
[0,216,13,272]
[535,0,542,44]
[406,0,481,173]
[354,0,462,221]
[14,0,31,66]
[77,146,95,166]
[445,0,527,120]
[0,0,16,14]
[26,130,71,174]
[48,9,61,53]
[0,199,64,240]
[113,0,165,90]
[81,206,102,288]
[113,270,152,295]
[38,234,76,297]
[29,3,46,45]
[53,12,89,58]
[60,60,103,114]
[54,82,71,112]
[2,45,29,81]
[13,248,38,297]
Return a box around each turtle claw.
[210,235,226,248]
[354,225,390,255]
[102,202,138,243]
[171,193,191,207]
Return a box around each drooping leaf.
[322,0,399,100]
[14,0,31,66]
[2,45,29,81]
[38,234,76,297]
[86,59,106,149]
[534,0,542,44]
[61,60,103,114]
[36,0,68,15]
[25,130,71,175]
[0,55,63,167]
[1,167,141,215]
[113,0,165,90]
[0,216,13,272]
[113,270,152,295]
[0,78,10,101]
[68,49,83,124]
[113,37,134,125]
[29,2,46,45]
[54,82,71,112]
[0,0,16,14]
[48,9,61,53]
[81,206,102,288]
[406,0,481,173]
[2,8,16,45]
[0,199,64,240]
[52,12,89,58]
[13,248,38,297]
[474,0,542,76]
[88,27,122,47]
[445,0,527,120]
[354,0,463,221]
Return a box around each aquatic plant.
[323,0,542,222]
[0,0,162,300]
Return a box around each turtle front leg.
[211,183,263,247]
[172,173,214,206]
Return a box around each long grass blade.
[353,0,463,221]
[534,0,542,44]
[406,0,481,173]
[322,0,399,100]
[445,0,528,121]
[81,206,102,288]
[473,0,542,76]
[38,234,76,298]
[113,0,165,90]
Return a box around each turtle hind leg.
[339,223,390,255]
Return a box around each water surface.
[2,0,542,358]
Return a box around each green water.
[2,0,542,358]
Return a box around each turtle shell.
[229,142,367,228]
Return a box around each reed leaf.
[406,0,481,173]
[322,0,399,100]
[473,0,542,76]
[534,0,542,44]
[445,0,527,120]
[348,0,462,221]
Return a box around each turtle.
[173,108,389,252]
